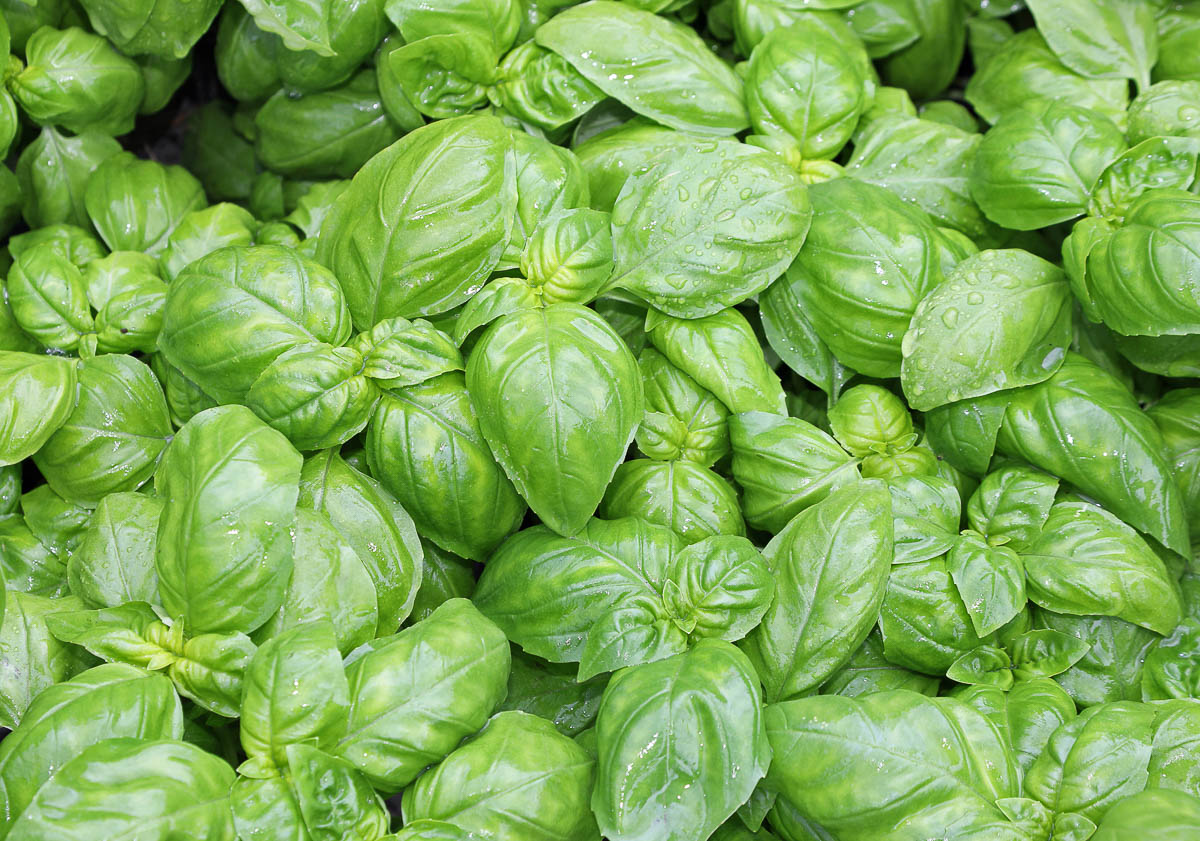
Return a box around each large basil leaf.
[1085,189,1200,336]
[15,127,121,228]
[33,355,172,505]
[159,244,353,404]
[955,677,1077,784]
[473,518,687,675]
[879,557,990,675]
[6,249,92,352]
[765,692,1025,841]
[647,308,785,416]
[789,178,950,377]
[0,353,76,466]
[240,619,349,777]
[84,153,206,255]
[0,593,90,730]
[0,663,182,837]
[608,140,809,318]
[467,304,642,537]
[334,599,510,792]
[747,479,894,702]
[245,343,377,452]
[67,492,162,608]
[384,33,494,120]
[366,372,526,562]
[592,640,771,841]
[993,353,1190,555]
[846,115,988,239]
[1023,500,1181,636]
[298,450,423,634]
[1024,701,1154,823]
[1093,789,1200,841]
[155,406,302,635]
[536,1,748,136]
[600,459,744,545]
[969,101,1126,230]
[255,508,378,654]
[1025,0,1158,91]
[746,19,867,159]
[728,411,859,534]
[401,711,597,841]
[316,114,517,325]
[900,249,1072,411]
[6,739,235,841]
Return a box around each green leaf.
[1089,136,1200,221]
[901,249,1072,411]
[648,308,785,415]
[994,353,1190,555]
[947,531,1026,637]
[237,0,335,55]
[955,677,1076,782]
[593,640,771,841]
[947,646,1014,690]
[334,599,510,792]
[969,100,1126,230]
[68,492,162,608]
[1009,629,1092,680]
[402,711,597,841]
[965,464,1059,552]
[1024,701,1155,823]
[1023,500,1181,635]
[0,353,76,466]
[316,114,517,325]
[600,459,745,545]
[742,481,893,701]
[728,411,859,534]
[365,373,525,562]
[765,692,1025,841]
[7,739,235,841]
[467,304,642,536]
[0,663,182,836]
[298,450,423,634]
[155,405,302,636]
[1026,0,1158,91]
[34,355,172,505]
[965,30,1128,126]
[746,19,867,159]
[536,1,748,136]
[789,178,951,378]
[255,508,378,655]
[474,518,687,674]
[159,244,353,405]
[239,619,349,776]
[609,140,809,318]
